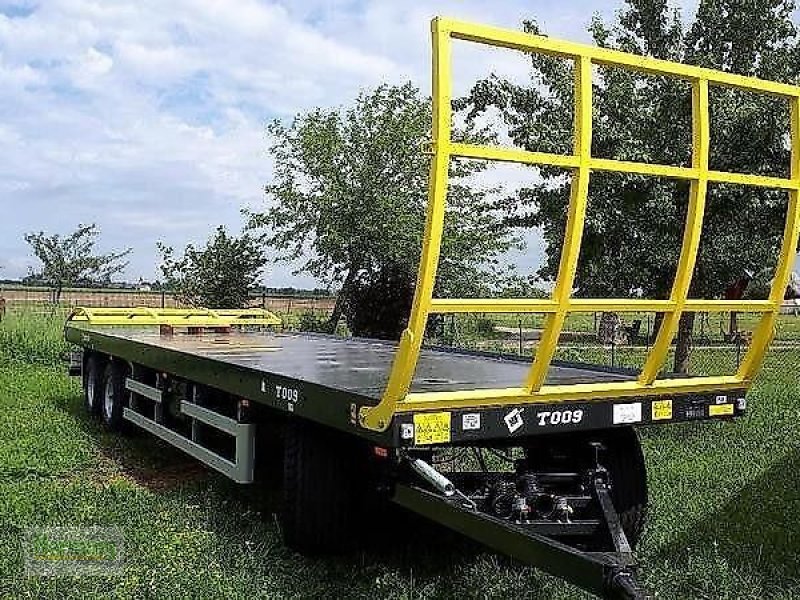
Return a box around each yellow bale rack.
[360,17,800,431]
[68,307,282,328]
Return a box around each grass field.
[1,311,799,598]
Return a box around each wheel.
[83,354,105,416]
[280,418,366,554]
[597,427,648,548]
[524,427,648,548]
[100,361,130,432]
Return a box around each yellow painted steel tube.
[525,55,593,392]
[639,79,710,384]
[738,96,800,380]
[360,18,453,431]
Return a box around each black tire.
[280,418,365,554]
[525,427,647,548]
[83,354,105,416]
[100,361,130,432]
[595,427,648,548]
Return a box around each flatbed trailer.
[64,16,800,600]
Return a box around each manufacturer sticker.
[652,399,673,421]
[504,408,524,433]
[413,412,451,445]
[613,402,642,424]
[715,395,728,404]
[462,413,481,431]
[400,423,415,440]
[709,403,734,417]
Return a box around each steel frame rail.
[68,307,282,327]
[360,17,800,432]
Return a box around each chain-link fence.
[423,309,800,382]
[0,285,335,326]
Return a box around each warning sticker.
[413,412,451,445]
[652,399,673,421]
[709,403,734,417]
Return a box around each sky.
[0,0,789,290]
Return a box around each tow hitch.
[394,450,648,600]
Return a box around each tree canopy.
[459,0,800,371]
[24,224,131,303]
[247,82,520,335]
[158,226,267,309]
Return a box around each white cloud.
[2,0,763,287]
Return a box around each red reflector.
[373,447,389,458]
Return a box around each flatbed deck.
[100,328,633,396]
[66,322,746,446]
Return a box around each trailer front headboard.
[359,16,800,432]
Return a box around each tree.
[246,82,521,336]
[459,0,800,373]
[24,224,131,304]
[158,226,267,309]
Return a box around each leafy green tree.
[498,274,549,299]
[246,82,520,335]
[460,0,800,372]
[158,226,267,309]
[24,224,131,304]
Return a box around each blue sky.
[1,0,791,289]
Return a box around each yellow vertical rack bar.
[738,95,800,380]
[525,55,593,392]
[639,79,710,384]
[360,18,453,431]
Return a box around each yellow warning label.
[413,412,451,445]
[709,403,734,417]
[652,400,673,421]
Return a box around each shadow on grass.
[53,387,574,598]
[58,387,480,564]
[58,389,210,491]
[654,446,800,584]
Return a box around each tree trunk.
[673,311,696,374]
[650,311,664,344]
[728,311,738,339]
[325,267,357,334]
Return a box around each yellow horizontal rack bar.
[67,307,282,327]
[429,298,776,314]
[358,16,800,433]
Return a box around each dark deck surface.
[99,328,635,399]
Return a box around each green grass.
[1,311,799,598]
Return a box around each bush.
[0,309,69,366]
[343,265,414,340]
[297,311,327,333]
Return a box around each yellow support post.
[639,79,710,384]
[361,17,453,431]
[525,55,593,392]
[738,95,800,380]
